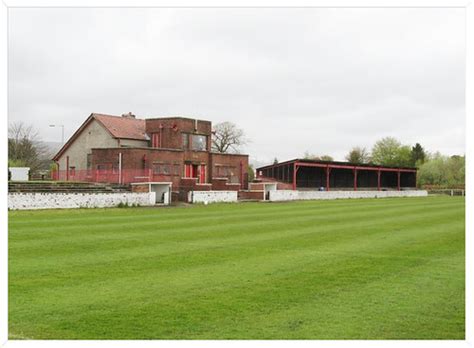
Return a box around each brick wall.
[238,190,264,200]
[210,153,249,189]
[146,118,212,151]
[91,147,183,189]
[131,184,150,192]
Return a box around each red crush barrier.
[51,169,157,184]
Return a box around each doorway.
[150,183,172,205]
[188,164,206,184]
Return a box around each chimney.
[122,112,136,119]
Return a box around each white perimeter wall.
[269,190,428,202]
[190,191,238,204]
[8,192,156,210]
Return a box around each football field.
[8,196,465,339]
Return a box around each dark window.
[182,133,189,149]
[153,163,172,175]
[86,154,92,170]
[216,165,235,177]
[97,164,107,173]
[191,135,207,151]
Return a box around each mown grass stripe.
[9,196,464,339]
[9,203,461,274]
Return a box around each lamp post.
[49,124,64,144]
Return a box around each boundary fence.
[427,189,465,196]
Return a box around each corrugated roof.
[93,113,147,140]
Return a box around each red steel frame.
[264,160,417,192]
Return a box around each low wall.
[268,190,428,202]
[239,190,264,200]
[8,192,156,210]
[189,191,238,204]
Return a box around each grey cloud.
[8,7,465,163]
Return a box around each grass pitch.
[8,196,465,339]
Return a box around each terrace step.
[8,181,131,193]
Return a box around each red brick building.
[52,113,249,200]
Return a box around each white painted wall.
[9,167,29,181]
[189,191,238,204]
[8,192,156,210]
[151,183,171,205]
[264,183,277,201]
[269,190,428,202]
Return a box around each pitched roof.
[52,113,148,161]
[93,113,147,141]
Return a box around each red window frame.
[200,165,206,184]
[151,133,160,148]
[184,164,192,178]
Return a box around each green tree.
[319,155,334,162]
[446,155,465,187]
[345,147,370,164]
[8,159,27,167]
[303,151,318,160]
[371,137,412,167]
[303,152,333,161]
[247,164,255,182]
[417,154,465,188]
[397,145,413,167]
[371,137,401,166]
[273,157,279,164]
[411,143,426,166]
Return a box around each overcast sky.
[8,7,465,164]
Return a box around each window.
[182,133,189,149]
[151,133,160,148]
[191,134,207,151]
[86,154,92,170]
[112,164,119,174]
[97,164,107,173]
[184,163,192,178]
[215,165,235,177]
[153,163,172,175]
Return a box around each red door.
[200,165,206,184]
[185,164,192,178]
[192,165,198,180]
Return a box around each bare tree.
[8,122,51,173]
[212,122,247,153]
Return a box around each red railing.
[51,169,164,184]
